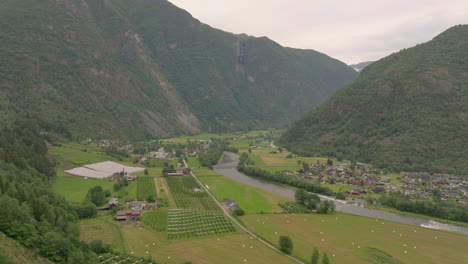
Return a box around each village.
[283,161,468,204]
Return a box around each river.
[214,151,468,236]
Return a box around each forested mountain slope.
[0,0,356,139]
[280,25,468,174]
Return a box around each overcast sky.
[168,0,468,64]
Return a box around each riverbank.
[215,151,468,236]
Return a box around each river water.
[214,151,468,236]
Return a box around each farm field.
[134,167,162,177]
[165,176,220,211]
[51,142,133,166]
[79,216,125,253]
[241,212,468,264]
[251,165,301,173]
[278,202,311,213]
[137,176,157,201]
[158,130,274,144]
[194,168,290,213]
[52,143,137,202]
[166,209,236,240]
[142,208,169,232]
[54,171,137,202]
[188,156,202,168]
[245,147,339,166]
[121,227,297,264]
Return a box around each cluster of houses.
[150,147,169,159]
[98,197,159,223]
[282,162,468,203]
[399,173,467,201]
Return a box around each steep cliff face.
[281,25,468,174]
[0,0,357,139]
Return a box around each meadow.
[241,212,468,264]
[121,228,297,264]
[194,168,291,213]
[187,156,202,168]
[79,216,125,253]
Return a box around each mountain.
[0,0,357,139]
[280,25,468,174]
[349,61,374,72]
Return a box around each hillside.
[280,25,468,174]
[0,232,54,264]
[0,0,357,139]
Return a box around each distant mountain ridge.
[280,25,468,174]
[349,61,374,72]
[0,0,357,139]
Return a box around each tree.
[279,235,293,254]
[303,162,310,172]
[144,168,149,176]
[295,189,307,204]
[322,252,329,264]
[335,192,346,200]
[232,208,245,216]
[146,195,156,203]
[327,159,333,166]
[85,186,105,206]
[278,147,283,153]
[311,247,320,264]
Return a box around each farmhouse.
[225,199,240,211]
[98,197,120,211]
[114,210,141,221]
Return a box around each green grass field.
[188,156,202,168]
[241,213,468,264]
[250,165,301,173]
[194,168,290,213]
[51,142,133,166]
[52,143,138,202]
[134,167,163,177]
[121,227,296,264]
[158,130,274,143]
[244,147,340,166]
[142,208,168,232]
[79,216,125,253]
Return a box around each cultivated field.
[165,176,220,211]
[195,168,290,213]
[137,177,157,201]
[278,202,311,213]
[166,209,235,240]
[241,213,468,264]
[142,208,168,232]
